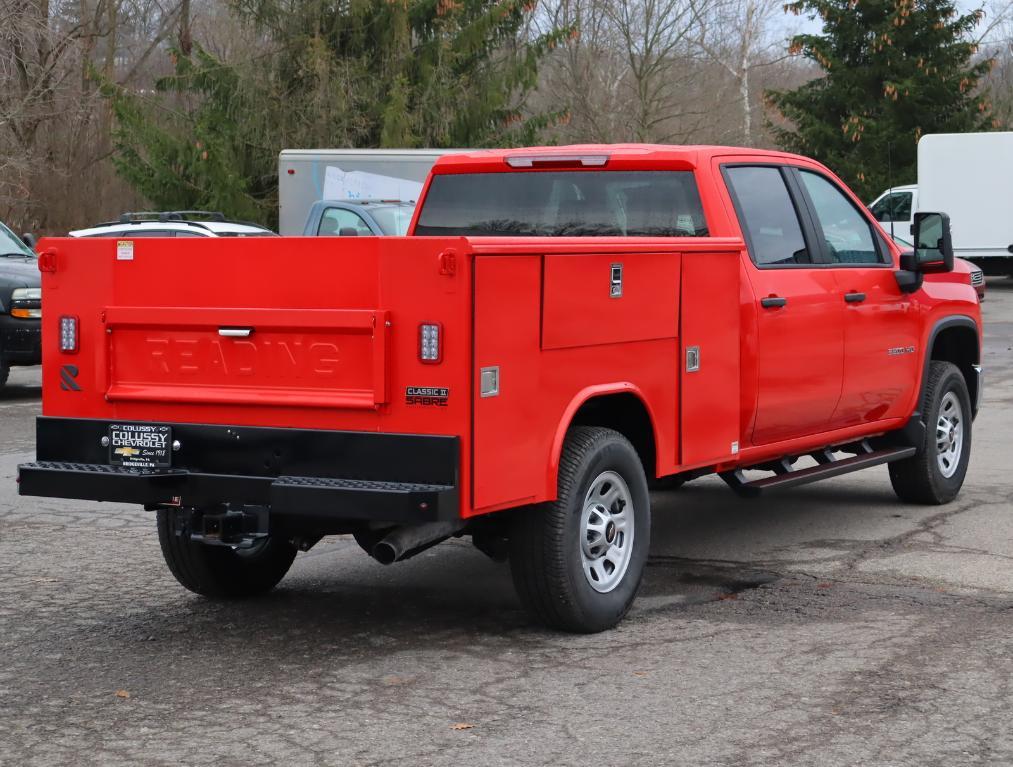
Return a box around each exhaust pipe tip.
[369,520,465,565]
[372,541,398,566]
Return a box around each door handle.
[218,327,253,337]
[760,296,787,308]
[844,292,866,303]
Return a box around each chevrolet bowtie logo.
[114,447,140,457]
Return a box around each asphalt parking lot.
[2,283,1012,767]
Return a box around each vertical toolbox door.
[472,255,542,511]
[680,250,742,466]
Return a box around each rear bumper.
[0,314,41,365]
[18,417,460,525]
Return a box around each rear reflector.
[59,315,78,353]
[505,155,609,169]
[419,323,442,363]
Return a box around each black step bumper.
[18,418,460,525]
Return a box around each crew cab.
[18,145,981,633]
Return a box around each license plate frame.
[108,423,172,469]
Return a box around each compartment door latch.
[686,346,701,373]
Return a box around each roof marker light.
[505,155,610,169]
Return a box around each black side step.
[720,444,917,498]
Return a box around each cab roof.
[430,144,815,174]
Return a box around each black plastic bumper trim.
[21,418,461,525]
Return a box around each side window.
[725,166,810,266]
[870,191,912,223]
[175,231,205,238]
[799,171,881,265]
[318,208,373,236]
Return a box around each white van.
[870,132,1013,276]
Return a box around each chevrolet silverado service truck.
[19,145,982,633]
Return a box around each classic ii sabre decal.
[406,386,449,407]
[887,346,916,356]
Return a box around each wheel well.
[570,393,657,476]
[930,324,979,407]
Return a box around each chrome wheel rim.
[935,391,964,479]
[580,471,634,593]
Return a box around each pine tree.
[103,0,569,225]
[103,49,274,222]
[767,0,997,200]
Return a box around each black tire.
[509,426,650,633]
[889,361,972,505]
[156,509,298,598]
[0,362,9,389]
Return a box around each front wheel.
[156,509,298,598]
[509,426,650,633]
[889,361,972,505]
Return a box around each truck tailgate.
[105,306,389,410]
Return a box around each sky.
[774,0,1010,43]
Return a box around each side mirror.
[911,212,953,273]
[21,233,37,251]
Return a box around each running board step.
[720,446,917,498]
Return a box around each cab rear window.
[414,171,708,237]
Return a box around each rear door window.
[414,171,707,237]
[724,166,811,266]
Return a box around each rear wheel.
[156,509,298,598]
[889,361,972,505]
[509,426,650,633]
[0,362,9,389]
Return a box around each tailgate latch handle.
[218,327,253,338]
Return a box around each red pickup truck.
[19,145,982,632]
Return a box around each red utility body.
[19,145,982,631]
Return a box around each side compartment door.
[722,164,845,445]
[473,255,542,511]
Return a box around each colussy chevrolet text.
[19,145,982,632]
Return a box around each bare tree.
[534,0,723,143]
[689,0,787,145]
[0,0,187,231]
[607,0,708,141]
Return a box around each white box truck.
[870,131,1013,275]
[277,149,458,236]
